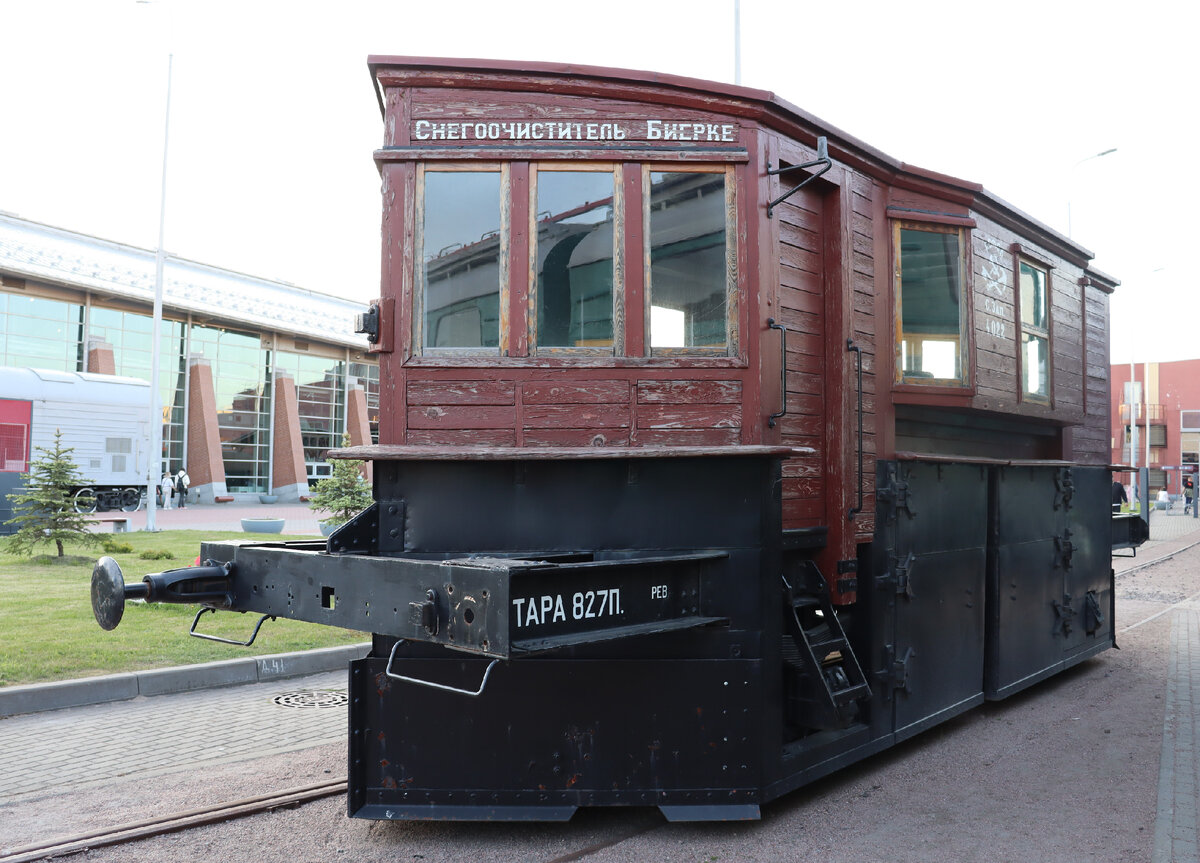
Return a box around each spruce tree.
[4,428,101,557]
[307,433,373,527]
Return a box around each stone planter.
[241,517,285,534]
[258,494,279,504]
[319,520,338,537]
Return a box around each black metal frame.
[91,448,1122,823]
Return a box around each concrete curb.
[0,642,370,718]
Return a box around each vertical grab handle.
[847,338,864,519]
[768,318,787,428]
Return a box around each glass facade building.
[0,214,378,496]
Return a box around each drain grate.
[272,689,349,709]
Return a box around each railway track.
[4,543,1192,862]
[0,779,346,863]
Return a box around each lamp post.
[733,0,741,85]
[1067,148,1116,238]
[145,53,171,532]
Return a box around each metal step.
[782,559,871,730]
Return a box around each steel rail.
[1116,536,1200,634]
[0,779,346,863]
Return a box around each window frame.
[642,163,738,358]
[1013,246,1054,405]
[413,162,509,358]
[527,162,623,357]
[408,158,740,362]
[893,220,971,386]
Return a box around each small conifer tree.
[307,433,373,527]
[4,428,101,557]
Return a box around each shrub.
[308,433,373,527]
[4,429,100,557]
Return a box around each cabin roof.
[368,55,1106,273]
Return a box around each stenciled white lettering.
[412,118,738,144]
[512,588,623,628]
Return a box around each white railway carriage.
[0,366,150,521]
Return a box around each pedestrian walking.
[160,471,175,510]
[175,467,190,508]
[1111,479,1128,514]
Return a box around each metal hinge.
[877,465,917,521]
[1054,467,1075,511]
[881,550,916,599]
[1053,593,1076,635]
[1054,529,1075,571]
[876,644,914,695]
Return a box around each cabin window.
[416,166,505,352]
[1018,260,1051,401]
[646,168,733,353]
[532,168,618,352]
[894,222,968,384]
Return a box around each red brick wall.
[271,371,309,499]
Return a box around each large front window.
[412,161,736,358]
[895,223,968,384]
[418,168,503,351]
[534,168,617,351]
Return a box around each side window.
[646,168,734,353]
[416,167,504,352]
[895,222,968,384]
[1018,260,1050,401]
[533,168,618,352]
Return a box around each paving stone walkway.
[0,671,347,801]
[1155,604,1200,863]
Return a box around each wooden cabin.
[363,56,1116,599]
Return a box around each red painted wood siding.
[401,375,744,448]
[775,187,826,526]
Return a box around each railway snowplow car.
[91,57,1136,822]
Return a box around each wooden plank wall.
[775,188,825,527]
[849,173,878,541]
[1077,285,1112,463]
[970,218,1088,432]
[404,375,743,447]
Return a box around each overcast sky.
[1,0,1193,363]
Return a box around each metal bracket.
[767,137,831,217]
[326,502,382,555]
[189,607,276,646]
[354,303,380,343]
[385,639,499,697]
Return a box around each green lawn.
[0,530,366,687]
